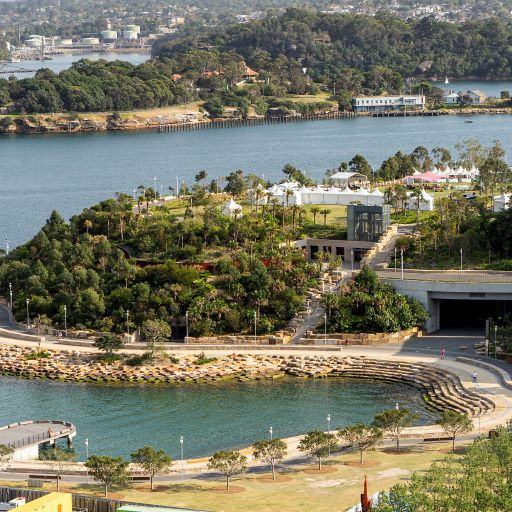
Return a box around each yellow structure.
[14,493,72,512]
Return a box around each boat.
[444,77,450,84]
[465,119,473,124]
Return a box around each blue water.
[0,376,434,460]
[1,113,511,247]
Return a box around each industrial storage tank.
[81,37,100,45]
[24,35,44,47]
[100,30,118,41]
[59,39,73,46]
[124,25,141,33]
[123,31,138,40]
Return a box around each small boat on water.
[465,119,473,124]
[445,77,450,84]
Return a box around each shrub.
[193,352,217,365]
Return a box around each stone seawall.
[0,344,494,418]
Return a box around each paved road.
[0,305,23,331]
[378,269,512,283]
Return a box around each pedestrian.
[441,347,446,360]
[472,371,477,383]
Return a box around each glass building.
[347,205,390,242]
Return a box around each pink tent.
[404,171,442,184]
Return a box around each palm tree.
[310,206,320,224]
[320,208,331,225]
[84,219,93,234]
[285,189,293,206]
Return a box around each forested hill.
[153,10,512,80]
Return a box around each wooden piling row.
[157,111,355,133]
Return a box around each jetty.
[0,420,76,460]
[157,111,355,133]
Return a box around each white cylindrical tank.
[123,31,138,40]
[59,39,73,46]
[100,30,118,41]
[124,25,141,33]
[81,37,100,45]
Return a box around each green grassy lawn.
[2,442,464,512]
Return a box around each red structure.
[361,475,373,512]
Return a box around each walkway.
[0,420,76,452]
[377,269,512,283]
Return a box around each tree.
[39,448,77,491]
[0,444,14,471]
[373,408,419,452]
[310,206,320,224]
[298,431,337,470]
[93,335,124,356]
[130,445,173,491]
[349,154,373,178]
[338,424,383,463]
[85,455,129,497]
[141,319,172,358]
[437,410,473,451]
[207,450,247,490]
[252,439,287,480]
[319,208,331,225]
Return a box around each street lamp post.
[63,305,67,338]
[327,414,331,434]
[394,247,397,272]
[460,248,463,271]
[269,426,273,440]
[350,249,354,272]
[494,324,498,359]
[400,249,404,280]
[126,310,130,335]
[185,311,189,342]
[26,298,30,330]
[85,438,89,459]
[153,176,157,198]
[254,310,257,343]
[180,436,184,480]
[324,313,327,345]
[9,282,12,309]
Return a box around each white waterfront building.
[352,95,426,112]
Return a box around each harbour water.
[0,376,435,459]
[13,52,151,78]
[2,113,512,247]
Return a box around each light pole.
[5,237,9,256]
[494,324,498,359]
[153,176,157,198]
[126,310,130,335]
[176,176,179,198]
[254,310,257,342]
[185,311,189,341]
[351,249,354,272]
[26,298,30,330]
[84,438,89,459]
[269,426,273,440]
[400,249,404,280]
[394,247,397,272]
[327,414,331,434]
[180,436,184,480]
[63,305,67,338]
[324,313,327,345]
[460,248,463,271]
[9,282,12,309]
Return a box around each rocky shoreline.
[1,107,511,135]
[0,344,494,417]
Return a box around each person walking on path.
[472,371,478,383]
[441,347,446,360]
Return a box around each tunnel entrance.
[439,299,512,330]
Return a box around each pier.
[0,420,76,460]
[157,111,355,133]
[370,110,444,117]
[0,63,35,75]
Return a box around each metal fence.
[377,269,512,284]
[0,487,209,512]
